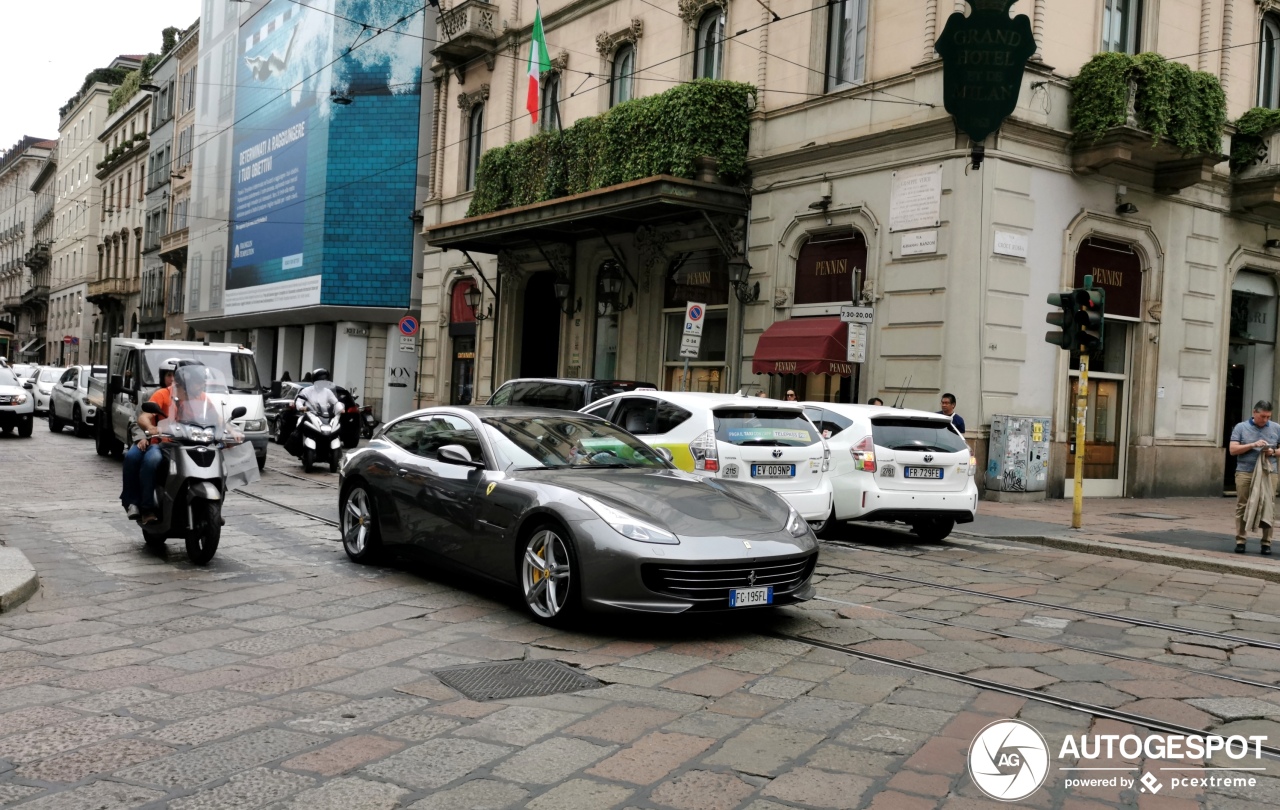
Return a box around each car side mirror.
[110,374,123,392]
[654,447,674,464]
[22,382,34,390]
[438,444,485,469]
[230,406,248,420]
[64,381,76,389]
[141,402,163,416]
[270,381,282,398]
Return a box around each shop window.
[1101,0,1141,54]
[794,230,867,305]
[662,250,729,391]
[694,10,724,80]
[826,0,868,91]
[611,44,635,106]
[1261,15,1280,108]
[594,311,619,378]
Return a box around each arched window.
[1261,16,1280,108]
[826,0,868,90]
[542,73,562,131]
[465,104,484,191]
[611,44,635,106]
[694,10,724,80]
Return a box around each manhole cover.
[433,659,602,702]
[1111,512,1184,521]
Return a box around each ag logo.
[968,719,1049,802]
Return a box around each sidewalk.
[958,495,1280,582]
[0,545,38,611]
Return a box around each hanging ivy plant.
[1070,52,1225,155]
[1230,107,1280,172]
[467,80,756,217]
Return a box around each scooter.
[138,400,254,565]
[292,404,343,472]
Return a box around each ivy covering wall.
[466,80,756,217]
[1070,52,1226,156]
[1230,108,1280,172]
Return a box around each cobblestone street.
[4,424,1280,808]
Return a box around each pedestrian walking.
[1229,400,1280,555]
[868,397,883,406]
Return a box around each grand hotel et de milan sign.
[934,0,1036,144]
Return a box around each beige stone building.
[419,0,1280,500]
[51,57,141,366]
[0,137,55,363]
[89,87,152,360]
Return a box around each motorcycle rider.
[295,368,341,417]
[121,360,178,523]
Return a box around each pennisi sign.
[934,0,1036,143]
[1074,237,1142,319]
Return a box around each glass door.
[1066,321,1131,497]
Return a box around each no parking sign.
[398,315,419,337]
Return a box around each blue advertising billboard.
[225,0,421,316]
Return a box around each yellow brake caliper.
[532,541,546,583]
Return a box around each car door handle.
[396,468,408,478]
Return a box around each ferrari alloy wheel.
[341,485,380,563]
[521,528,576,622]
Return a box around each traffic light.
[1045,291,1076,351]
[1075,275,1106,353]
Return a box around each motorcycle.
[288,380,343,472]
[137,374,259,565]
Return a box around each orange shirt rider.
[135,378,223,449]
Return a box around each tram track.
[815,553,1280,653]
[772,628,1280,760]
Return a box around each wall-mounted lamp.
[596,260,633,315]
[727,257,760,304]
[464,283,491,321]
[139,82,161,93]
[330,89,353,106]
[1115,185,1137,215]
[554,278,581,314]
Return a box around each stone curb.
[0,546,38,612]
[951,529,1280,584]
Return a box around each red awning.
[752,316,853,377]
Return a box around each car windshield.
[0,370,17,386]
[713,408,821,447]
[141,350,260,392]
[481,414,667,470]
[38,368,60,382]
[872,417,969,453]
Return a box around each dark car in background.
[487,378,656,411]
[266,381,311,443]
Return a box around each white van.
[88,338,269,469]
[583,391,835,528]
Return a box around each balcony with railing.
[434,0,500,75]
[86,275,140,307]
[159,227,189,264]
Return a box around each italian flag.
[526,0,551,123]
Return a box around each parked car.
[0,368,35,437]
[31,366,61,414]
[583,391,835,531]
[488,378,656,411]
[802,401,978,541]
[49,365,108,437]
[338,407,818,622]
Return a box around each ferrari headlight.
[786,507,811,538]
[579,495,679,545]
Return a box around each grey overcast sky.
[1,0,202,151]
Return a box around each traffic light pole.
[1072,354,1088,529]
